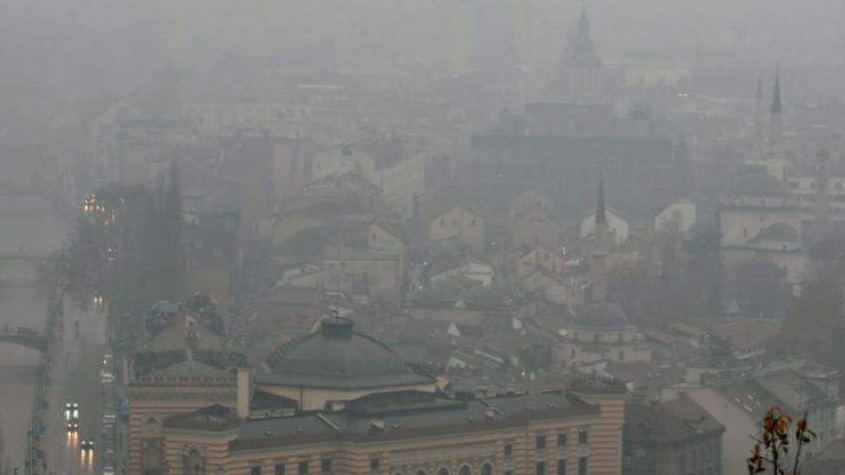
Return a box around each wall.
[428,207,485,252]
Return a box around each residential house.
[322,245,403,305]
[509,190,562,250]
[427,205,486,253]
[516,246,566,279]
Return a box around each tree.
[778,264,845,372]
[726,257,789,318]
[748,407,814,475]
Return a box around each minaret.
[590,182,609,303]
[814,149,831,238]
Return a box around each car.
[64,402,79,421]
[80,440,95,452]
[102,466,114,475]
[66,420,79,433]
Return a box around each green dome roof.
[263,318,433,390]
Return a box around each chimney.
[237,368,250,419]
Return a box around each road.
[42,302,107,475]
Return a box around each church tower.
[748,69,787,181]
[769,68,784,145]
[553,6,608,101]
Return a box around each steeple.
[569,5,602,68]
[769,67,784,145]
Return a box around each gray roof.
[625,394,724,445]
[230,391,597,451]
[757,222,800,242]
[258,318,434,390]
[725,171,787,198]
[573,302,630,329]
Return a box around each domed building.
[564,302,650,369]
[254,317,437,410]
[719,165,807,285]
[563,184,651,369]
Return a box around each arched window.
[459,466,472,475]
[416,471,427,475]
[480,463,493,475]
[437,469,450,475]
[183,446,205,475]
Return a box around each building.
[624,395,725,475]
[551,7,618,102]
[426,204,486,254]
[580,209,628,248]
[130,316,628,475]
[126,307,247,475]
[673,360,840,475]
[718,165,807,285]
[562,184,650,369]
[508,190,562,251]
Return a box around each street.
[42,302,109,475]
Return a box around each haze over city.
[1,1,845,475]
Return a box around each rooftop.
[229,391,598,451]
[258,317,434,390]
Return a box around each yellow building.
[129,317,626,475]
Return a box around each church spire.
[769,67,784,145]
[570,4,601,67]
[771,67,782,117]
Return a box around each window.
[557,433,568,447]
[298,461,309,475]
[275,464,286,475]
[504,443,513,456]
[452,218,458,226]
[370,459,379,471]
[536,461,546,475]
[437,469,450,475]
[480,463,493,475]
[578,430,588,444]
[183,447,205,475]
[440,218,445,227]
[251,466,262,475]
[415,471,427,475]
[459,466,471,475]
[618,350,624,361]
[557,460,567,475]
[578,458,587,475]
[321,459,332,473]
[536,435,547,449]
[372,233,377,242]
[471,218,477,226]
